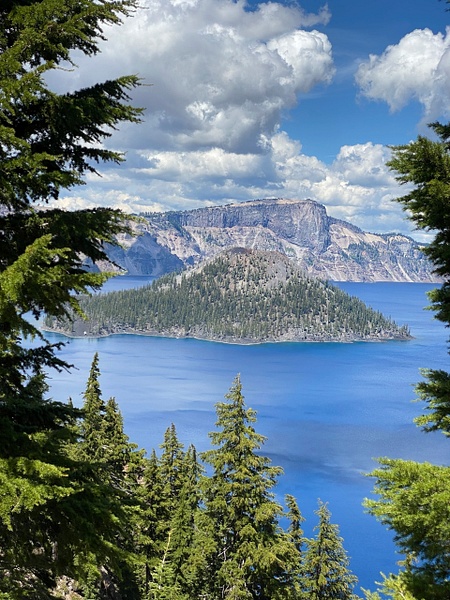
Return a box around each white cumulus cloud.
[49,0,424,239]
[49,0,334,155]
[356,27,450,122]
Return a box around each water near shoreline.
[43,280,449,594]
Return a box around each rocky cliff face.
[106,198,439,282]
[176,198,331,251]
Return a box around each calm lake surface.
[43,279,449,594]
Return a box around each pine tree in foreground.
[302,500,360,600]
[285,493,306,554]
[78,353,107,464]
[0,0,142,596]
[155,425,201,594]
[76,353,146,599]
[149,530,188,600]
[191,374,301,600]
[135,450,165,597]
[364,9,450,591]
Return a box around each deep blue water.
[42,279,449,594]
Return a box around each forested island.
[45,249,410,343]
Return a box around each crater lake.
[42,280,449,595]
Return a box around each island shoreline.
[41,326,412,346]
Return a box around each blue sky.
[287,0,448,161]
[51,0,450,239]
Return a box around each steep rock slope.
[106,198,438,282]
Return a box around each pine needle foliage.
[364,18,450,594]
[193,375,302,600]
[0,0,142,596]
[302,501,359,600]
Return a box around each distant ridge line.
[103,198,439,283]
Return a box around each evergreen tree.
[365,51,450,596]
[151,426,201,597]
[170,444,202,596]
[76,353,146,598]
[130,425,201,599]
[78,352,107,463]
[0,0,142,404]
[285,494,305,553]
[302,501,359,600]
[104,396,134,484]
[278,494,306,596]
[0,0,142,596]
[362,572,420,600]
[149,531,188,600]
[0,0,139,599]
[159,424,187,505]
[193,375,299,600]
[135,450,165,598]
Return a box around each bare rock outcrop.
[104,198,438,282]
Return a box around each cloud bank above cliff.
[50,0,450,240]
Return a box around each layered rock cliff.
[105,198,438,282]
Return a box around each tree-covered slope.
[46,249,410,343]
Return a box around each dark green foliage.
[302,501,359,600]
[132,424,202,599]
[285,493,306,553]
[46,249,410,343]
[74,353,146,599]
[191,375,303,600]
[346,241,380,265]
[0,0,143,395]
[170,444,202,592]
[0,350,362,598]
[365,45,450,597]
[149,531,189,600]
[0,0,142,596]
[78,352,106,462]
[366,459,450,599]
[386,126,450,440]
[0,0,142,209]
[414,368,450,436]
[133,450,165,597]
